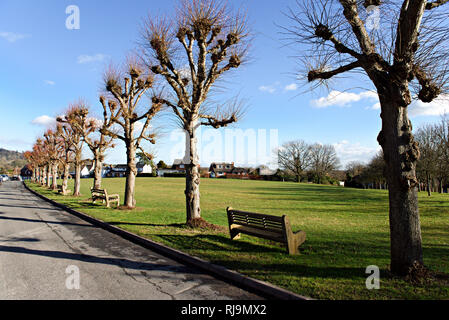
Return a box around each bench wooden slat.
[91,188,120,208]
[231,225,286,242]
[227,207,306,255]
[229,209,284,222]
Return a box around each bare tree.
[32,139,47,185]
[284,0,449,275]
[141,0,250,224]
[278,140,312,182]
[84,110,116,190]
[309,143,340,183]
[43,128,62,190]
[57,103,88,196]
[60,101,115,190]
[415,124,438,196]
[345,161,366,177]
[433,114,449,192]
[100,60,162,208]
[55,123,75,195]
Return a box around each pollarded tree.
[56,123,76,195]
[60,100,115,190]
[84,110,115,190]
[285,0,449,275]
[278,140,312,182]
[43,128,62,190]
[141,0,250,224]
[32,139,47,185]
[57,103,88,196]
[100,60,162,208]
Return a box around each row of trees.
[25,0,247,227]
[414,115,449,195]
[24,0,449,276]
[345,152,387,189]
[277,140,340,183]
[345,115,449,195]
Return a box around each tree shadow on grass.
[157,234,372,280]
[109,221,186,228]
[154,233,449,281]
[156,234,287,254]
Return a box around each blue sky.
[1,0,447,168]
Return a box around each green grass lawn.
[27,178,449,299]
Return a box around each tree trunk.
[51,163,58,190]
[185,128,201,223]
[427,173,431,197]
[377,90,423,276]
[62,163,70,195]
[46,166,51,188]
[73,162,81,196]
[124,142,136,208]
[38,167,42,184]
[93,154,103,190]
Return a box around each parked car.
[10,175,22,181]
[1,175,9,182]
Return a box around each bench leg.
[286,231,306,255]
[230,228,241,240]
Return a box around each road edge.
[23,182,312,301]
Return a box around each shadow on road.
[0,244,202,274]
[0,215,94,228]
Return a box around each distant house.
[209,162,235,178]
[157,159,188,177]
[230,167,250,176]
[105,164,127,178]
[137,163,152,174]
[81,161,95,178]
[209,162,250,178]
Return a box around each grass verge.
[26,178,449,299]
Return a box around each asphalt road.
[0,181,260,300]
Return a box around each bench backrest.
[227,208,285,235]
[91,188,107,196]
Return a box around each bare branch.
[426,0,449,10]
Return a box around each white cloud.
[77,54,108,64]
[0,32,30,43]
[312,90,379,108]
[333,140,381,166]
[284,83,298,91]
[31,115,56,127]
[44,80,55,86]
[409,95,449,117]
[258,85,276,94]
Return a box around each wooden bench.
[91,188,120,208]
[57,184,72,195]
[226,207,306,255]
